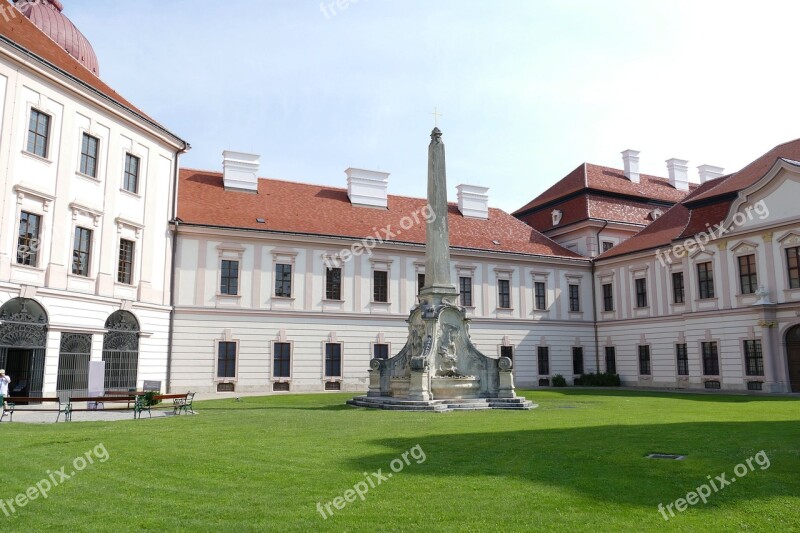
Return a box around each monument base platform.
[346,395,537,413]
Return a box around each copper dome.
[16,0,99,76]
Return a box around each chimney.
[456,184,489,219]
[222,151,260,192]
[697,164,725,184]
[345,168,390,208]
[666,158,690,191]
[621,149,641,183]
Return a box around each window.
[500,345,513,361]
[605,347,616,374]
[639,345,651,375]
[672,272,685,304]
[572,347,584,375]
[498,279,511,309]
[273,342,291,378]
[124,153,140,193]
[27,108,50,158]
[743,340,764,376]
[217,341,236,379]
[373,343,389,360]
[373,270,388,302]
[537,346,549,375]
[738,254,758,295]
[568,284,580,312]
[698,262,715,299]
[17,211,41,266]
[534,282,547,310]
[72,227,92,276]
[602,283,614,312]
[602,241,614,252]
[702,342,719,376]
[635,278,648,308]
[459,276,473,307]
[676,343,689,376]
[787,246,800,289]
[117,239,135,285]
[275,263,292,298]
[220,260,239,296]
[325,267,342,300]
[80,133,99,177]
[325,343,342,377]
[417,273,425,294]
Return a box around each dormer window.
[649,208,664,221]
[552,209,563,226]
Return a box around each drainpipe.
[166,145,187,393]
[592,221,609,372]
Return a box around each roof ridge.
[181,168,514,211]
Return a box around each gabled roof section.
[688,138,800,203]
[513,162,694,218]
[178,169,584,260]
[0,7,186,148]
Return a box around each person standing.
[0,369,10,408]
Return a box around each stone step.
[347,396,538,413]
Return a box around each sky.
[60,0,800,213]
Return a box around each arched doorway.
[0,298,48,398]
[787,325,800,393]
[102,311,140,392]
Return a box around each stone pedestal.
[497,357,515,398]
[498,371,515,399]
[367,367,382,397]
[408,370,430,401]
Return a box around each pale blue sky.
[63,0,800,212]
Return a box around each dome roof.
[16,0,99,76]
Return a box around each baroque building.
[0,1,798,399]
[0,1,187,398]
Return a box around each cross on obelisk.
[431,107,442,128]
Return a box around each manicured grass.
[2,390,799,531]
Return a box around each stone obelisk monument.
[347,128,535,412]
[419,127,459,307]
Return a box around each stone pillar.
[408,370,430,401]
[498,357,515,398]
[367,359,383,397]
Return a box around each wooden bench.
[134,393,195,419]
[66,396,136,422]
[174,392,195,415]
[1,397,68,423]
[102,390,145,408]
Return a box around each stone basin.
[431,376,481,399]
[389,378,411,398]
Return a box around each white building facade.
[594,155,800,393]
[171,162,596,393]
[0,4,187,398]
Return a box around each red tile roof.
[589,138,800,260]
[688,138,800,203]
[178,169,584,259]
[514,163,694,217]
[0,6,184,146]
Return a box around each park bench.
[134,392,195,419]
[66,395,137,422]
[1,397,68,423]
[103,390,145,408]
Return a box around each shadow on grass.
[347,421,800,507]
[532,388,800,404]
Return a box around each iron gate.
[56,333,92,400]
[102,311,140,391]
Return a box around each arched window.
[102,311,140,391]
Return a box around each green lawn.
[2,390,799,532]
